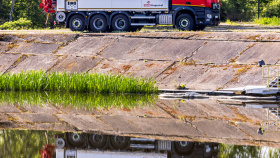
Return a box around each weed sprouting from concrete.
[0,71,158,94]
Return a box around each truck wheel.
[55,138,65,149]
[176,14,194,31]
[174,141,194,155]
[112,14,130,32]
[67,133,86,147]
[90,15,107,32]
[69,15,86,32]
[110,135,130,150]
[88,134,108,149]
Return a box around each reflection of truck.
[40,0,220,32]
[53,132,219,158]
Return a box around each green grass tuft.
[254,16,280,26]
[0,71,158,94]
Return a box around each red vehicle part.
[40,0,56,13]
[39,144,55,158]
[172,0,220,8]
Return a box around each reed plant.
[0,91,157,109]
[0,71,158,94]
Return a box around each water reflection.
[1,130,280,158]
[0,91,157,109]
[0,130,58,158]
[1,92,280,157]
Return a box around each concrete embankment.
[1,32,280,90]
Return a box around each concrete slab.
[34,123,76,131]
[0,42,10,52]
[56,37,115,56]
[190,32,280,42]
[0,53,21,74]
[0,103,20,113]
[125,39,204,61]
[157,64,210,90]
[127,116,203,137]
[0,114,10,123]
[99,115,142,134]
[10,55,60,73]
[21,34,77,44]
[191,65,251,90]
[231,106,270,124]
[99,37,146,59]
[58,106,100,115]
[49,56,101,73]
[1,34,77,43]
[223,66,266,89]
[192,119,247,139]
[99,106,172,119]
[237,43,280,65]
[236,122,280,142]
[8,42,60,54]
[91,59,173,78]
[9,113,58,123]
[16,123,76,132]
[101,115,203,137]
[132,106,173,118]
[18,103,60,114]
[156,100,208,119]
[56,114,112,132]
[191,41,254,64]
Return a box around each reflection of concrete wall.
[1,99,280,148]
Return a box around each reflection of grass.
[0,91,157,109]
[0,71,158,94]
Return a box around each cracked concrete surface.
[0,32,278,90]
[1,31,280,147]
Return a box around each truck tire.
[90,15,108,32]
[176,14,194,31]
[67,133,86,147]
[110,135,130,150]
[88,134,108,149]
[69,15,86,32]
[112,14,130,32]
[174,141,194,155]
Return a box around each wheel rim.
[55,138,65,149]
[72,18,82,29]
[72,133,81,142]
[115,18,126,30]
[93,134,104,143]
[179,141,189,147]
[114,136,125,144]
[93,18,104,29]
[180,18,189,28]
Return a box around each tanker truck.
[51,132,219,158]
[40,0,220,32]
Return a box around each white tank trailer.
[41,0,220,32]
[57,0,169,12]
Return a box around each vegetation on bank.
[0,18,32,30]
[0,91,157,109]
[0,71,158,94]
[253,16,280,26]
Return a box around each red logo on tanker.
[144,1,151,7]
